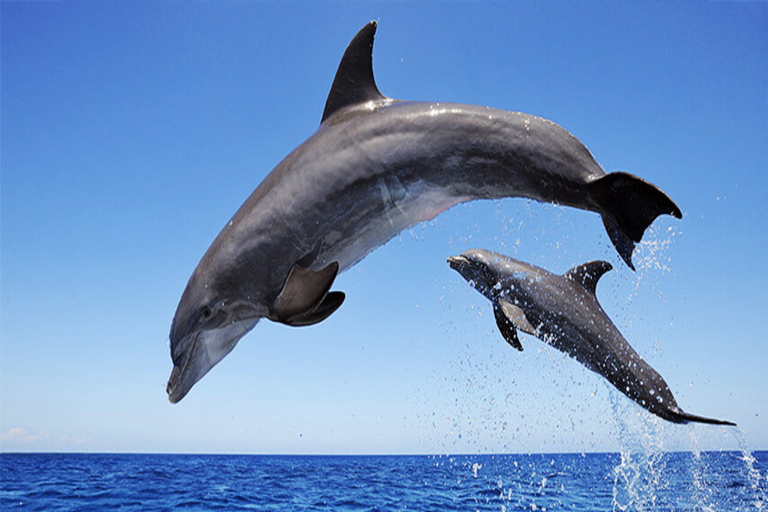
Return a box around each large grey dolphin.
[448,249,734,425]
[167,21,682,403]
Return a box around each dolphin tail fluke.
[589,172,682,270]
[667,408,736,427]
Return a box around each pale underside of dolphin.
[448,248,734,426]
[167,21,682,403]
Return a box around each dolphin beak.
[166,365,185,404]
[166,316,260,404]
[447,255,469,271]
[166,356,193,404]
[166,331,203,404]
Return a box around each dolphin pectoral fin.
[589,172,682,270]
[494,304,523,351]
[564,261,613,295]
[271,262,341,325]
[282,291,346,327]
[499,300,537,336]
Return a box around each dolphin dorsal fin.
[564,261,613,294]
[321,21,386,123]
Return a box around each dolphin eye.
[201,306,213,320]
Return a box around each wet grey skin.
[448,249,734,426]
[167,21,682,403]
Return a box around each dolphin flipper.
[494,300,538,351]
[271,262,344,326]
[500,300,536,335]
[493,303,523,351]
[282,291,346,327]
[589,172,682,270]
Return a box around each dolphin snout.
[447,255,469,270]
[166,365,184,404]
[167,334,200,404]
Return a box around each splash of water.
[632,224,680,275]
[608,388,767,512]
[733,427,768,511]
[687,428,718,512]
[609,392,669,512]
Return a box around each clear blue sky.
[2,2,766,454]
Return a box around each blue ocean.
[1,451,766,511]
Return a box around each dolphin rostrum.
[448,249,734,426]
[167,21,682,403]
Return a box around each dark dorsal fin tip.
[321,21,386,123]
[564,260,613,295]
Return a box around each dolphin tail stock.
[588,172,682,270]
[665,408,736,427]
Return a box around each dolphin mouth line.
[447,255,469,270]
[167,331,200,403]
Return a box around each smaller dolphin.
[448,249,734,426]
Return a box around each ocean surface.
[1,451,766,511]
